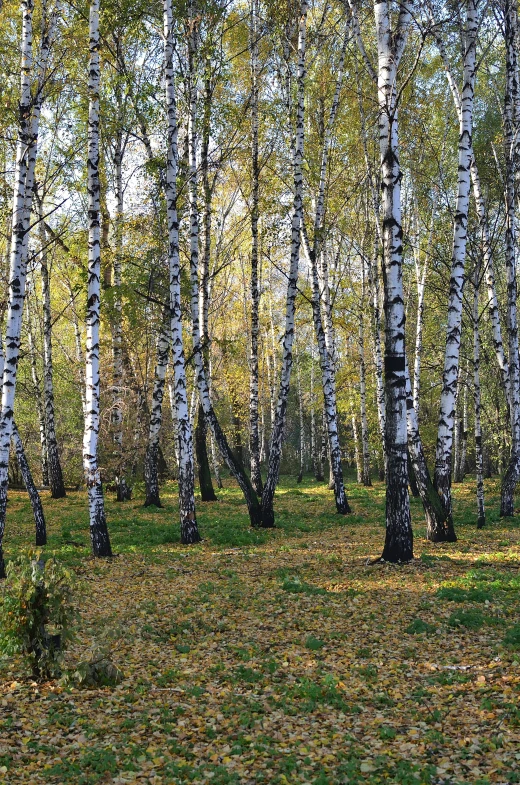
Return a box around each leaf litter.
[0,478,519,784]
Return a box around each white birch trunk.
[303,15,351,511]
[0,330,46,547]
[0,0,56,575]
[302,227,350,511]
[432,21,511,409]
[433,0,477,540]
[164,0,199,543]
[261,1,309,527]
[83,0,112,558]
[374,0,414,562]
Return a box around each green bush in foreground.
[0,551,77,679]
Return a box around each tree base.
[297,471,303,484]
[88,483,113,558]
[259,504,275,529]
[181,517,202,545]
[50,488,67,499]
[426,525,457,543]
[116,478,132,502]
[0,548,5,580]
[477,515,485,529]
[200,489,218,502]
[335,499,351,515]
[144,496,163,508]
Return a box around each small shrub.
[405,618,436,635]
[0,552,77,679]
[67,650,124,688]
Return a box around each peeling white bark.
[83,0,112,557]
[433,0,477,538]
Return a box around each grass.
[1,474,520,784]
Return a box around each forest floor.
[0,475,519,785]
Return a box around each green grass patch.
[405,618,436,635]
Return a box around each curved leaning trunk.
[0,331,46,548]
[183,4,260,528]
[405,361,449,540]
[12,422,46,546]
[164,0,200,544]
[302,229,350,511]
[433,1,477,536]
[261,1,308,528]
[374,0,414,562]
[144,311,170,508]
[0,1,58,577]
[83,0,112,558]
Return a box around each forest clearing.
[1,0,520,782]
[1,477,520,785]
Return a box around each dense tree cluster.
[0,0,518,574]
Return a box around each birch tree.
[0,0,58,576]
[433,0,477,539]
[164,0,200,544]
[301,13,351,514]
[373,0,414,562]
[261,0,311,528]
[83,0,112,558]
